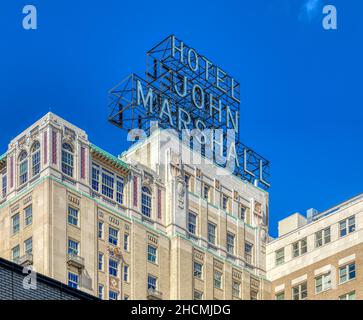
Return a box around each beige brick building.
[266,194,363,300]
[0,112,270,300]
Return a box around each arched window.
[18,151,28,185]
[141,186,152,217]
[62,143,74,177]
[31,141,41,176]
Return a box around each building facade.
[266,194,363,300]
[0,112,270,300]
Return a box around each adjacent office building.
[0,112,270,300]
[266,194,363,300]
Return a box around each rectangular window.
[193,261,203,279]
[98,284,104,299]
[92,166,100,191]
[109,290,118,300]
[208,222,216,245]
[315,272,331,293]
[24,205,32,226]
[109,258,118,277]
[222,195,228,211]
[275,248,285,266]
[147,245,157,264]
[124,265,129,282]
[292,238,307,257]
[226,232,235,255]
[188,212,197,235]
[232,281,241,298]
[276,292,285,300]
[12,213,20,234]
[68,239,79,256]
[12,245,20,261]
[339,263,356,284]
[102,172,114,199]
[68,272,79,289]
[116,177,124,204]
[194,290,203,300]
[250,290,258,300]
[109,227,119,246]
[2,174,7,198]
[203,184,210,201]
[339,291,356,300]
[292,282,307,300]
[147,275,157,290]
[315,227,331,248]
[24,237,32,255]
[245,242,253,265]
[98,221,103,239]
[124,234,129,251]
[239,205,246,221]
[68,207,79,227]
[98,252,104,271]
[214,271,222,289]
[339,216,355,237]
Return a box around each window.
[68,207,79,227]
[116,178,124,204]
[275,248,285,266]
[24,237,32,255]
[124,295,129,300]
[109,227,119,246]
[62,143,74,177]
[250,290,258,300]
[102,172,114,199]
[214,271,222,289]
[292,282,307,300]
[124,265,129,282]
[109,290,118,300]
[239,205,246,221]
[98,252,104,271]
[188,212,197,235]
[339,263,356,284]
[98,221,103,239]
[315,273,331,293]
[226,232,235,255]
[276,292,285,300]
[2,174,7,198]
[222,195,228,211]
[194,290,203,300]
[339,216,355,237]
[245,242,253,265]
[292,238,307,258]
[92,165,100,191]
[147,275,157,290]
[19,151,28,185]
[24,205,32,226]
[98,284,104,299]
[12,245,20,261]
[147,245,157,263]
[232,281,241,298]
[68,239,79,256]
[208,222,216,245]
[31,142,41,176]
[203,184,210,201]
[315,227,331,248]
[124,234,129,251]
[184,174,190,190]
[109,258,118,277]
[193,262,203,279]
[68,272,79,289]
[339,291,356,300]
[141,186,152,217]
[12,213,20,234]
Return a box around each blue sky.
[0,0,362,237]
